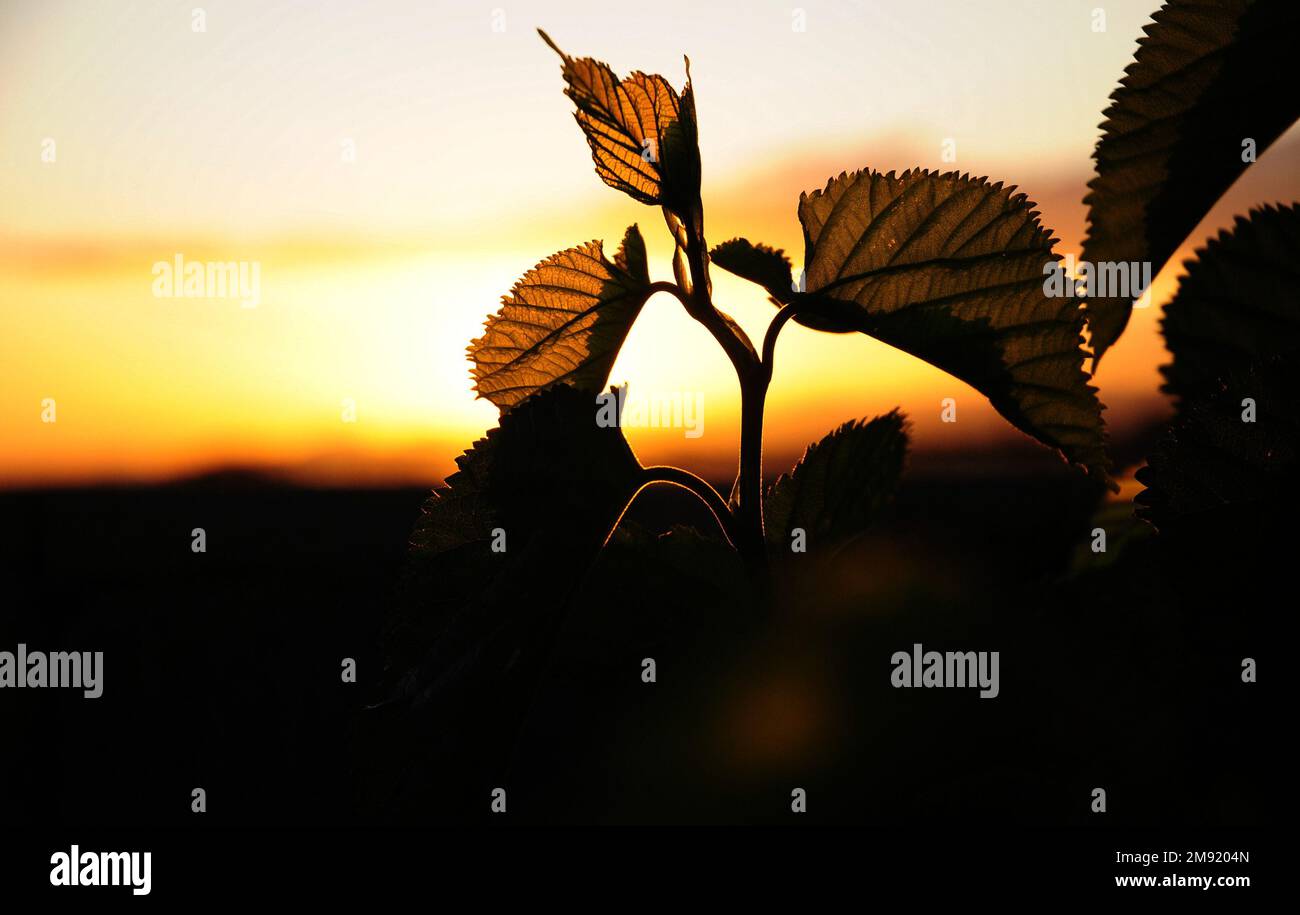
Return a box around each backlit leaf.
[540,30,701,217]
[792,168,1110,484]
[1082,0,1300,366]
[469,225,651,411]
[710,237,795,301]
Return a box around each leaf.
[1082,0,1300,366]
[1161,204,1300,406]
[710,237,796,300]
[540,29,701,217]
[765,410,909,547]
[790,168,1111,484]
[1135,355,1299,531]
[378,385,644,785]
[711,236,855,334]
[469,226,651,411]
[399,385,644,652]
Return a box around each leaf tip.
[537,28,565,58]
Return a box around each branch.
[761,301,801,380]
[647,280,685,298]
[659,209,759,381]
[636,465,738,549]
[657,208,768,570]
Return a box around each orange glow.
[4,1,1297,487]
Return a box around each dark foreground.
[1,468,1277,827]
[0,468,1280,893]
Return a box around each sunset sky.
[4,0,1298,486]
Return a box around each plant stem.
[762,302,801,378]
[682,219,767,568]
[733,303,801,568]
[638,466,737,548]
[655,205,794,571]
[650,281,757,379]
[734,373,769,565]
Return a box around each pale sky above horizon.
[1,0,1165,242]
[3,0,1298,486]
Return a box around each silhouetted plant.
[1081,0,1299,368]
[460,28,1111,574]
[1069,0,1300,528]
[375,2,1297,795]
